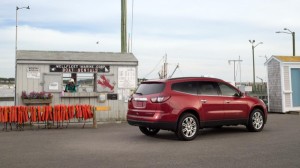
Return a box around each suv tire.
[139,126,160,136]
[176,113,199,141]
[247,109,265,132]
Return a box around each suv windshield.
[135,83,165,95]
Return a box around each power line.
[143,56,164,79]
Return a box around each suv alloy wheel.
[176,113,199,141]
[247,109,265,132]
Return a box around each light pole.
[249,40,263,92]
[15,5,30,105]
[276,28,296,56]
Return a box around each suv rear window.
[135,83,165,95]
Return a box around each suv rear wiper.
[135,92,143,95]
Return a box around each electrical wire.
[143,56,164,79]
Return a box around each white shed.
[266,56,300,113]
[16,50,138,121]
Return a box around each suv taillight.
[150,96,170,103]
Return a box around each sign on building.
[118,67,136,89]
[27,67,40,79]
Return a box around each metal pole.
[233,61,236,82]
[239,56,242,85]
[276,28,296,56]
[15,7,18,105]
[292,32,295,56]
[14,6,29,105]
[252,44,255,92]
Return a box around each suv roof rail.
[168,76,223,81]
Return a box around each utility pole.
[228,57,243,85]
[121,0,127,53]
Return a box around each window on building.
[63,73,96,92]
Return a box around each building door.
[291,68,300,107]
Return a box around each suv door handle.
[225,100,230,104]
[200,99,207,103]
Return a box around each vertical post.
[14,6,29,105]
[233,61,236,83]
[121,0,127,53]
[93,108,97,128]
[292,32,296,56]
[252,45,256,92]
[164,54,168,78]
[15,7,18,105]
[239,56,242,85]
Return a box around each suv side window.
[219,83,239,96]
[172,82,198,94]
[199,82,218,95]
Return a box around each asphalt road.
[0,113,299,168]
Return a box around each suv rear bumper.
[127,119,177,131]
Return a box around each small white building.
[266,56,300,113]
[16,50,138,121]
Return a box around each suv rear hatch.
[128,82,169,118]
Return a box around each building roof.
[265,55,300,65]
[274,56,300,62]
[17,50,138,63]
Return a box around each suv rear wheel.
[139,126,160,136]
[176,113,199,141]
[247,109,264,132]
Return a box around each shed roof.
[274,56,300,62]
[265,55,300,65]
[17,50,138,63]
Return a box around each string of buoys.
[0,104,94,131]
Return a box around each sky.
[1,0,300,83]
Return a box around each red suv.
[127,77,267,141]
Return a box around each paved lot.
[0,113,299,168]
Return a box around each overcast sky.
[1,0,299,82]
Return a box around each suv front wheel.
[247,109,265,132]
[176,113,199,141]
